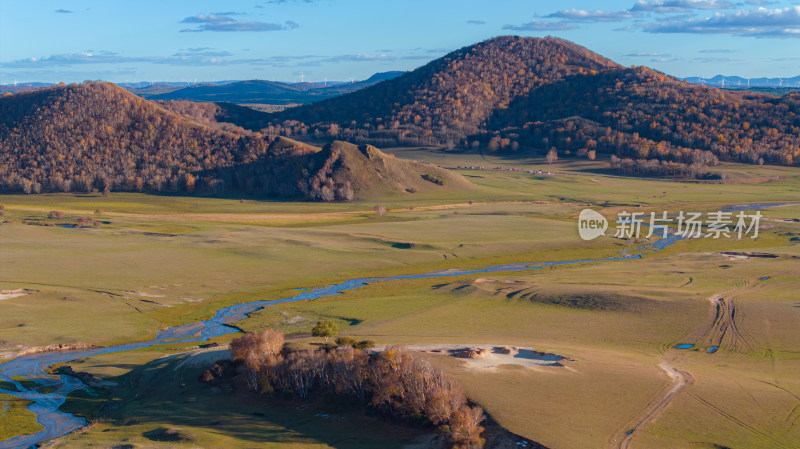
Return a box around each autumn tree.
[230,329,284,390]
[546,147,558,164]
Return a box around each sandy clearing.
[0,289,37,300]
[123,291,165,298]
[377,344,568,369]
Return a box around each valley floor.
[1,156,799,449]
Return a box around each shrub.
[353,340,375,350]
[335,336,357,347]
[421,173,446,185]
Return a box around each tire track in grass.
[614,363,694,449]
[610,285,766,449]
[687,392,793,449]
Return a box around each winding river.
[0,202,794,449]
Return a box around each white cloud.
[643,6,800,37]
[180,14,297,32]
[502,19,579,31]
[631,0,734,13]
[545,8,634,22]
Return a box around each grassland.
[49,351,427,449]
[0,393,42,441]
[1,154,799,448]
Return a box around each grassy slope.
[1,155,798,448]
[0,393,43,441]
[51,351,426,449]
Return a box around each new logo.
[578,209,608,240]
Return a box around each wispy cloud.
[691,56,736,63]
[0,48,422,72]
[180,14,297,32]
[631,0,734,13]
[466,19,486,25]
[511,0,737,31]
[54,9,72,14]
[502,19,579,31]
[545,8,634,22]
[625,52,671,57]
[263,0,316,4]
[0,49,249,69]
[321,54,392,63]
[642,6,800,37]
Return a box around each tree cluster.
[257,36,618,147]
[0,82,359,199]
[482,66,799,173]
[235,37,800,176]
[211,329,485,448]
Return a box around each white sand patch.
[123,290,166,298]
[0,289,37,300]
[181,297,205,303]
[377,344,569,369]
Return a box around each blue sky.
[1,0,799,84]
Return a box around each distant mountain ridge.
[683,75,800,89]
[139,71,405,104]
[0,72,406,102]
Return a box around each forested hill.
[248,35,800,177]
[484,65,800,176]
[270,36,619,142]
[0,82,466,199]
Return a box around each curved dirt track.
[609,289,758,449]
[615,363,694,449]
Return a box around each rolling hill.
[270,36,619,143]
[247,36,800,176]
[0,81,466,200]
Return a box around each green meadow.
[1,155,799,448]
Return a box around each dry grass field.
[1,155,799,448]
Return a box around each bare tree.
[546,147,558,164]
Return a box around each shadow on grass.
[61,354,427,449]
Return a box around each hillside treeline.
[0,82,362,200]
[249,37,800,177]
[483,66,799,175]
[256,36,619,146]
[205,329,485,448]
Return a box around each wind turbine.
[721,76,725,88]
[323,76,327,86]
[300,71,304,83]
